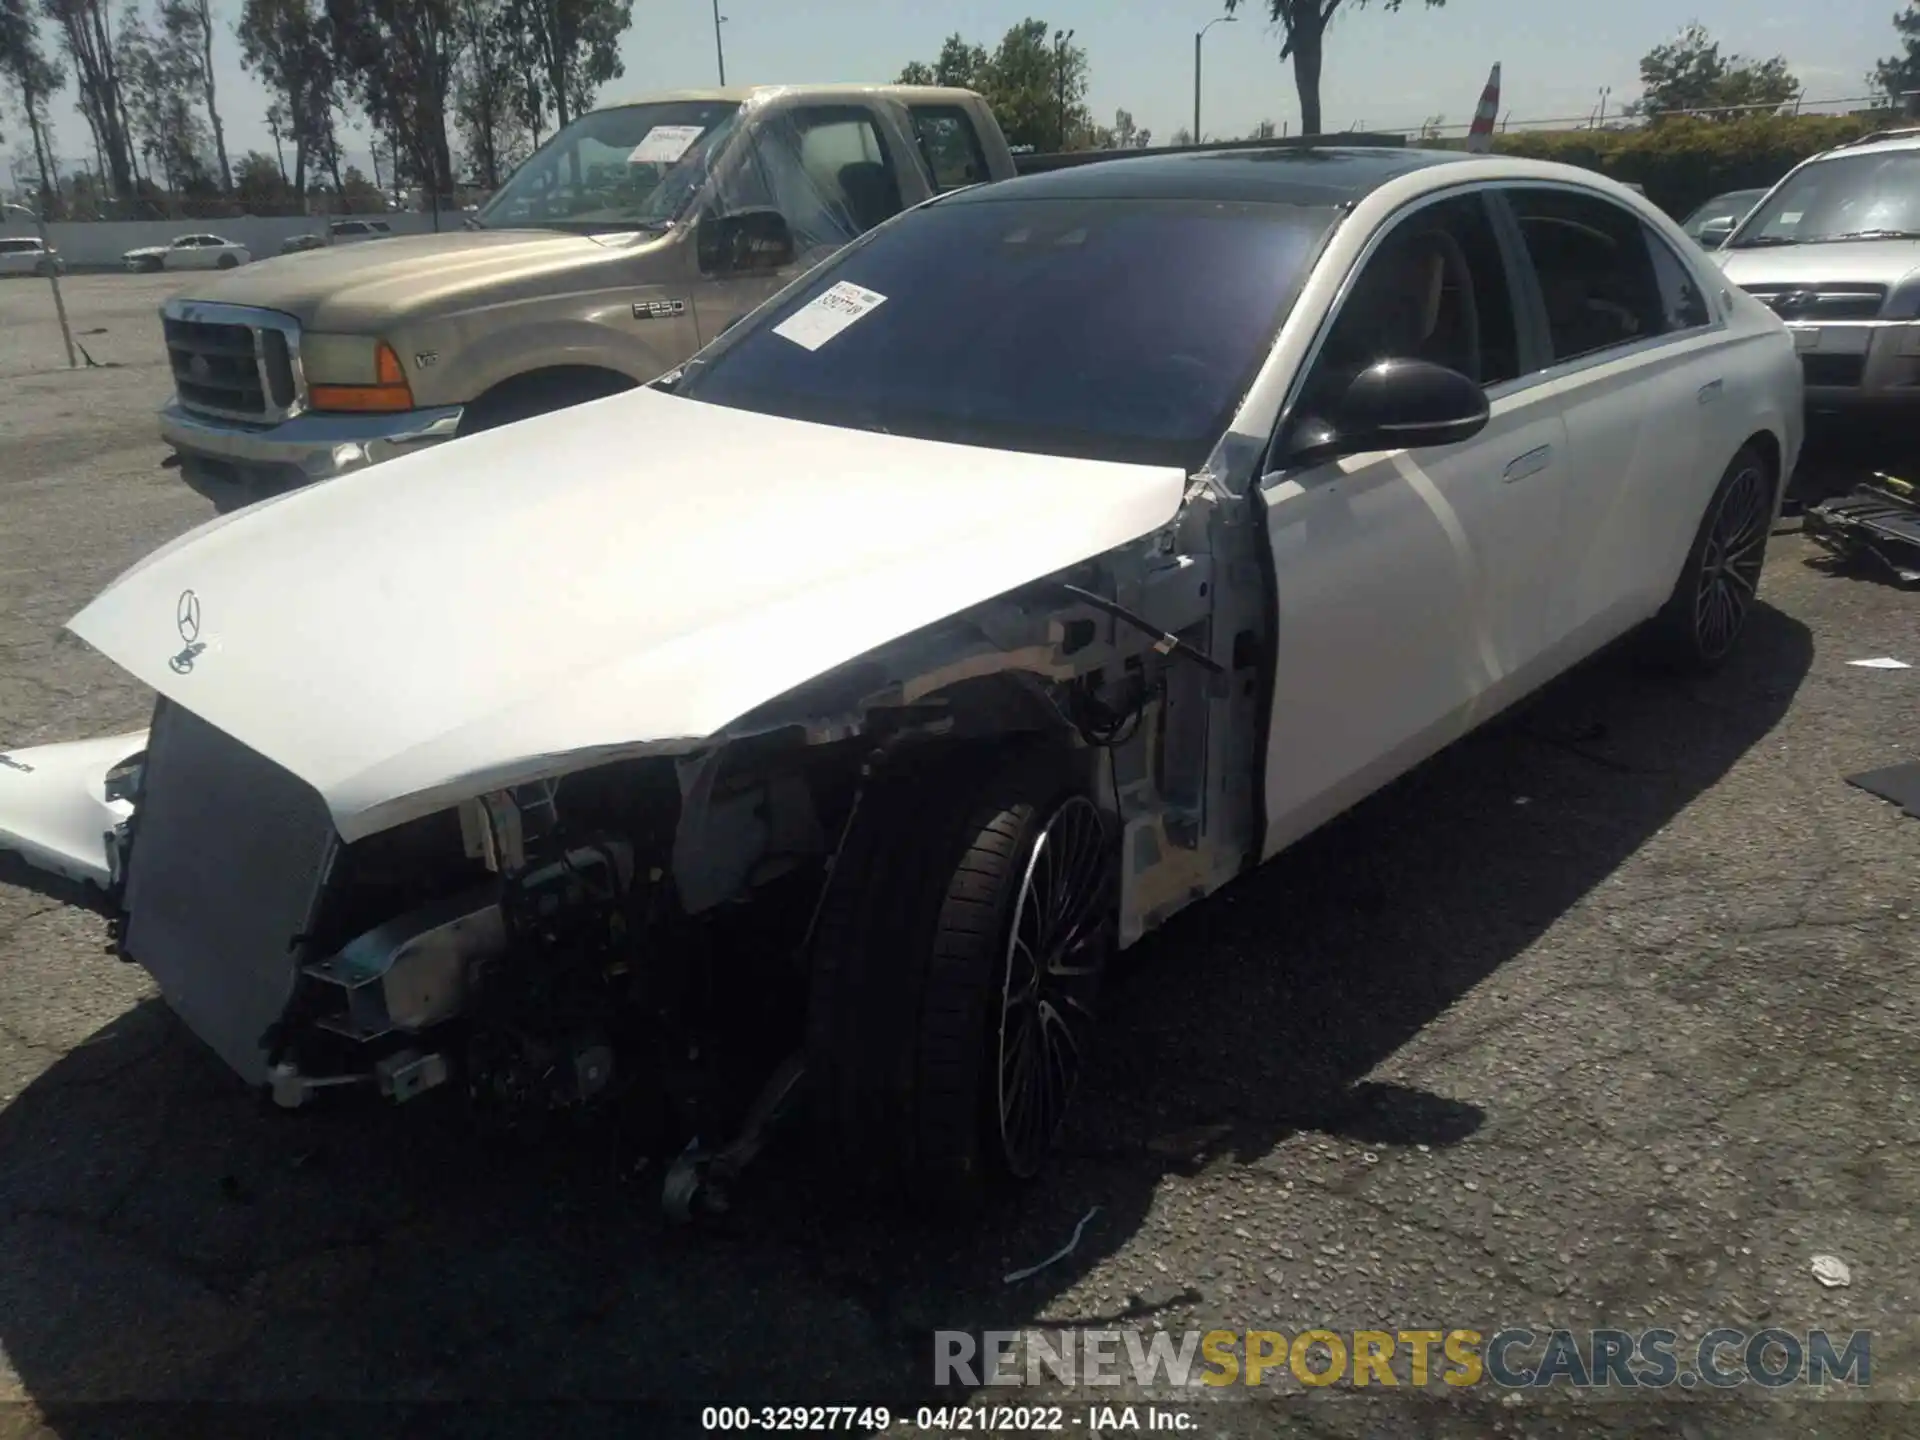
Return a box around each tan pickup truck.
[156,84,1016,492]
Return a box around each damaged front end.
[86,516,1240,1167]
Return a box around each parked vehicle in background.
[124,235,252,273]
[328,218,393,243]
[281,233,327,255]
[0,146,1802,1203]
[1713,128,1920,414]
[0,236,61,276]
[149,84,1016,494]
[1683,188,1770,248]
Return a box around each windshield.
[475,100,743,233]
[674,196,1336,468]
[1731,152,1920,246]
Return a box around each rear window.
[677,195,1335,467]
[911,105,991,192]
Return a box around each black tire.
[806,745,1113,1204]
[142,257,163,273]
[457,370,636,437]
[217,253,239,269]
[1648,443,1776,672]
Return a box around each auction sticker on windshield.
[772,282,888,351]
[629,125,705,165]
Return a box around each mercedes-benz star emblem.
[176,589,201,644]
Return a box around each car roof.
[942,145,1482,208]
[1813,130,1920,162]
[599,83,985,110]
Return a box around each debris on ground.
[1806,472,1920,587]
[1847,657,1912,669]
[1005,1206,1102,1284]
[1846,762,1920,820]
[1812,1254,1853,1289]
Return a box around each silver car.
[1714,128,1920,413]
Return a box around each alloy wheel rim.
[995,795,1110,1180]
[1694,465,1770,661]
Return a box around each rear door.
[1497,186,1732,648]
[1257,188,1572,857]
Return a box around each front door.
[1258,190,1570,858]
[689,102,912,345]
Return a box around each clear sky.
[19,0,1908,180]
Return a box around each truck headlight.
[302,334,415,413]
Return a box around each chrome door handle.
[1698,379,1725,405]
[1503,444,1554,483]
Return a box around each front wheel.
[216,254,239,269]
[1648,444,1776,671]
[807,747,1114,1203]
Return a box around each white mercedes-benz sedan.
[1,146,1801,1209]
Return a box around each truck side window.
[910,105,990,192]
[717,105,903,261]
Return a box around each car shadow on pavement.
[0,606,1813,1439]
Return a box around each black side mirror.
[697,207,795,276]
[1285,359,1491,469]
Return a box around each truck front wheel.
[806,746,1114,1205]
[456,369,636,437]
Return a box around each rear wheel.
[216,253,239,269]
[1649,444,1776,671]
[806,746,1113,1203]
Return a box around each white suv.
[1714,128,1920,413]
[0,236,61,276]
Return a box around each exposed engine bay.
[91,474,1269,1205]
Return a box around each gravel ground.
[0,275,1917,1440]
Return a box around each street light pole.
[2,201,75,369]
[712,0,727,85]
[1194,14,1236,144]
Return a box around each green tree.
[0,0,64,206]
[121,4,212,197]
[1876,5,1920,110]
[39,0,137,198]
[452,0,521,188]
[500,0,630,131]
[1630,23,1801,120]
[232,146,291,210]
[158,0,229,189]
[238,0,340,200]
[1222,0,1446,138]
[896,19,1088,151]
[323,0,458,211]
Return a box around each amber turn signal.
[309,342,414,413]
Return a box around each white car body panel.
[1240,158,1802,861]
[0,243,52,275]
[125,238,251,271]
[67,388,1186,842]
[8,154,1803,939]
[0,733,146,886]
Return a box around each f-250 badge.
[633,298,688,320]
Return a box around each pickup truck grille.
[1741,284,1889,322]
[162,301,303,422]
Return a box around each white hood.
[1713,239,1920,294]
[70,389,1184,840]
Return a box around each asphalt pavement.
[0,275,1916,1440]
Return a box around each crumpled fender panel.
[0,732,147,886]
